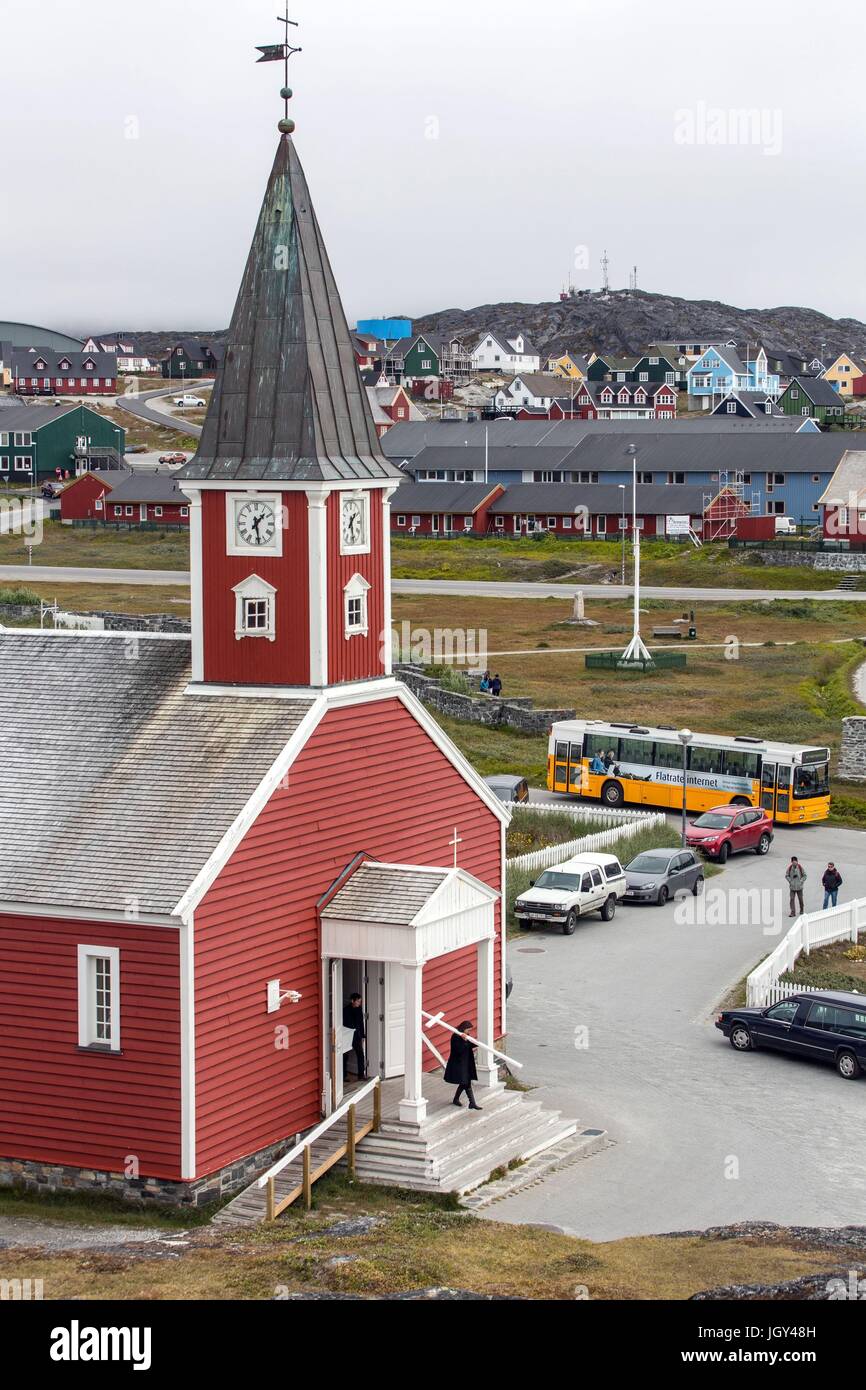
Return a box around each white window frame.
[396,514,407,527]
[14,456,33,473]
[226,492,283,558]
[77,944,120,1051]
[95,499,103,511]
[232,573,277,641]
[344,572,371,638]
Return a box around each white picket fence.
[508,809,667,873]
[746,897,866,1007]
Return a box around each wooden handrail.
[422,1010,524,1069]
[256,1075,381,1189]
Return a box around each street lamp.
[618,483,626,584]
[678,728,693,846]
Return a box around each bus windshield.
[794,763,830,799]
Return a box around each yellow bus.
[547,719,830,824]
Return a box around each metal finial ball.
[281,87,293,100]
[278,118,296,134]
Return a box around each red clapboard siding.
[60,473,115,522]
[0,915,181,1176]
[326,490,387,685]
[193,695,502,1178]
[201,488,310,686]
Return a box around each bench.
[652,626,685,639]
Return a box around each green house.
[0,403,126,482]
[778,376,845,424]
[384,334,441,380]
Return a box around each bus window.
[724,749,760,780]
[555,742,569,762]
[654,742,682,769]
[568,742,584,790]
[584,732,614,761]
[794,763,829,798]
[689,746,723,774]
[761,762,776,813]
[618,737,651,767]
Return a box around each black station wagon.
[716,991,866,1080]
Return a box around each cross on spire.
[256,5,302,134]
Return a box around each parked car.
[159,452,188,466]
[686,805,773,863]
[514,852,626,934]
[716,992,866,1080]
[484,774,529,805]
[623,848,703,905]
[174,395,206,408]
[126,444,147,454]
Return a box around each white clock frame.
[226,491,283,558]
[339,491,371,556]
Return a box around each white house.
[472,331,541,375]
[494,373,568,411]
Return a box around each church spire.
[178,19,401,487]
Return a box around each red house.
[59,469,123,522]
[365,377,424,438]
[13,349,118,396]
[0,131,516,1208]
[391,481,504,534]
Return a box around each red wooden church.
[0,132,512,1204]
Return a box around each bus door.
[552,739,569,793]
[761,762,791,820]
[567,740,584,794]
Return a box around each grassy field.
[0,523,190,570]
[0,1175,856,1300]
[0,581,190,616]
[392,535,858,590]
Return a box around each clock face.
[236,499,277,548]
[341,496,367,550]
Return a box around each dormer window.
[59,359,71,371]
[344,573,371,638]
[84,359,96,371]
[34,360,46,371]
[233,574,277,642]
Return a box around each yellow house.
[823,353,866,398]
[546,352,588,381]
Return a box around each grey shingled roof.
[12,349,117,377]
[178,138,402,486]
[0,402,80,432]
[323,862,448,925]
[0,634,314,917]
[786,376,845,409]
[105,473,190,505]
[393,480,501,512]
[817,451,866,505]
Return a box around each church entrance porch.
[320,861,501,1125]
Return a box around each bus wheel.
[731,796,750,806]
[601,780,624,807]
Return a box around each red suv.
[686,805,774,863]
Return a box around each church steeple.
[177,135,401,486]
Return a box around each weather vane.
[256,5,302,134]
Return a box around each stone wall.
[752,550,866,573]
[839,717,866,783]
[396,664,574,734]
[0,604,190,634]
[0,1132,293,1209]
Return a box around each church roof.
[0,633,313,917]
[177,137,402,486]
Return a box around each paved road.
[394,578,866,603]
[0,564,189,586]
[494,820,866,1240]
[114,382,211,438]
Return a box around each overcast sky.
[2,0,864,334]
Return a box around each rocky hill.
[414,289,866,362]
[102,289,866,365]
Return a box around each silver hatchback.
[623,848,704,906]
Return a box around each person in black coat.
[444,1021,481,1110]
[343,992,367,1081]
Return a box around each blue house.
[687,345,780,404]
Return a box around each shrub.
[0,586,41,606]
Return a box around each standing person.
[342,992,367,1082]
[785,856,807,918]
[822,862,843,910]
[490,674,502,697]
[444,1022,481,1110]
[479,671,490,693]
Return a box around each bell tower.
[176,53,402,692]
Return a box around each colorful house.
[546,352,590,381]
[0,403,126,483]
[686,345,780,403]
[365,378,425,437]
[777,376,846,424]
[13,348,118,397]
[471,331,540,375]
[818,450,866,545]
[391,481,504,535]
[822,353,866,398]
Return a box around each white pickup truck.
[514,852,627,935]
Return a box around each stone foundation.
[751,550,866,573]
[839,716,866,783]
[395,664,574,734]
[0,1133,294,1209]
